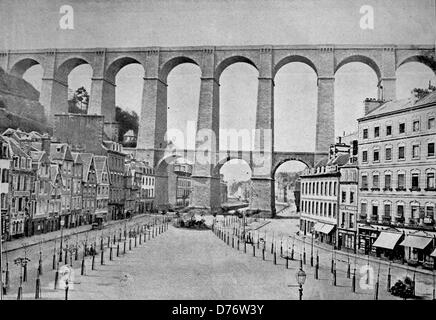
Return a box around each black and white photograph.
[0,0,435,307]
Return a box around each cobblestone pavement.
[1,214,166,300]
[10,220,405,300]
[218,216,436,300]
[3,215,434,300]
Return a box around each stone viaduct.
[1,44,435,215]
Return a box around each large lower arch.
[105,56,145,83]
[160,56,200,84]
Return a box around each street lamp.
[59,219,65,262]
[296,268,307,300]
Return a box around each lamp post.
[296,268,307,300]
[14,257,30,300]
[310,232,314,267]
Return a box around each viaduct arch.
[1,44,435,216]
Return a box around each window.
[397,205,404,217]
[386,125,392,136]
[412,145,420,158]
[361,203,367,215]
[350,192,354,204]
[372,205,378,217]
[384,204,391,217]
[429,117,435,130]
[427,206,434,218]
[374,126,380,137]
[373,150,380,162]
[363,129,368,139]
[384,174,391,189]
[398,146,405,160]
[399,123,405,134]
[397,173,405,189]
[411,205,419,219]
[362,151,368,163]
[373,174,379,188]
[427,172,435,189]
[385,147,392,161]
[411,173,420,189]
[341,191,346,203]
[413,120,420,132]
[361,175,368,189]
[428,143,435,157]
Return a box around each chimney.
[41,134,51,156]
[364,98,383,115]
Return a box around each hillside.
[0,67,48,133]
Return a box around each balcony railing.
[395,187,406,191]
[424,187,436,192]
[382,187,393,191]
[394,216,405,224]
[382,216,391,225]
[370,215,378,222]
[359,214,367,221]
[409,187,421,192]
[360,187,369,191]
[371,187,380,191]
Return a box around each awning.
[431,249,436,258]
[372,232,403,250]
[400,235,433,250]
[320,224,335,235]
[313,223,325,232]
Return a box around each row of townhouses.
[0,128,156,241]
[299,91,436,269]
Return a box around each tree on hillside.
[68,86,89,114]
[412,82,435,100]
[115,106,139,144]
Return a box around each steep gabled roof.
[79,153,94,182]
[50,143,74,162]
[2,136,29,158]
[71,152,83,165]
[413,90,436,107]
[328,153,350,167]
[94,155,108,184]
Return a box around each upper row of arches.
[8,50,436,85]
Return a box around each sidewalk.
[2,213,153,253]
[255,218,436,277]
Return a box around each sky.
[2,0,436,181]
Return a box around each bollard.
[117,244,120,257]
[237,239,240,251]
[23,264,27,282]
[315,263,319,279]
[244,241,247,253]
[81,257,85,275]
[291,248,294,260]
[139,233,142,245]
[123,241,126,254]
[52,253,56,270]
[274,252,277,265]
[107,236,110,248]
[100,238,103,251]
[280,243,283,256]
[375,278,379,300]
[75,248,78,261]
[101,249,104,265]
[303,251,306,265]
[262,248,265,261]
[286,257,289,269]
[387,267,391,291]
[135,235,137,247]
[54,268,59,290]
[17,285,22,300]
[300,258,303,270]
[113,234,116,245]
[232,237,234,248]
[347,263,351,279]
[65,282,69,301]
[39,258,43,276]
[332,269,337,286]
[331,259,334,274]
[352,269,356,293]
[253,244,256,257]
[271,242,274,255]
[35,276,41,299]
[92,252,95,270]
[129,238,132,250]
[110,247,113,261]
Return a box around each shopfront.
[337,228,357,252]
[357,224,380,255]
[372,230,404,261]
[399,231,435,268]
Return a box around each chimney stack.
[364,98,383,115]
[41,134,51,156]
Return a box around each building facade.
[0,136,11,241]
[357,93,436,266]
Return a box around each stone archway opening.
[219,61,258,152]
[218,158,252,209]
[274,61,318,152]
[273,159,308,217]
[334,61,379,139]
[396,61,436,100]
